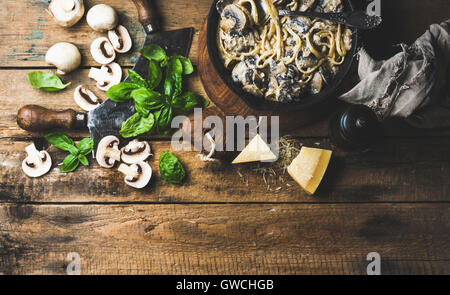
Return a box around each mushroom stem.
[118,163,140,181]
[25,144,43,166]
[88,67,106,82]
[105,148,121,162]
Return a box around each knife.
[17,0,194,146]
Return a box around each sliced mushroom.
[91,37,116,65]
[118,161,152,189]
[108,25,132,54]
[86,4,118,32]
[300,0,317,12]
[74,85,101,111]
[45,42,81,75]
[310,71,323,94]
[318,0,343,13]
[221,4,249,33]
[47,0,85,27]
[120,140,152,164]
[343,28,353,51]
[88,62,122,91]
[96,136,121,168]
[22,143,52,178]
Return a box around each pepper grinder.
[329,105,383,151]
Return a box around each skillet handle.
[132,0,160,34]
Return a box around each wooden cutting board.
[197,21,337,131]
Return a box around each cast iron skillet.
[206,0,359,112]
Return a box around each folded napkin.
[339,20,450,128]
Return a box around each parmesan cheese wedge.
[232,134,277,164]
[287,147,332,195]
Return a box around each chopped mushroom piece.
[47,0,85,27]
[74,85,101,111]
[221,4,250,32]
[88,62,122,91]
[96,136,121,168]
[86,4,118,32]
[45,42,81,75]
[120,140,151,164]
[22,143,52,178]
[118,161,152,189]
[91,37,116,65]
[108,25,133,53]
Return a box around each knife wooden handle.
[132,0,160,34]
[17,105,87,132]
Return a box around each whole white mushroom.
[45,42,82,75]
[47,0,85,27]
[87,4,118,32]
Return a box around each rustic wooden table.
[0,0,449,275]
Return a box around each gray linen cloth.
[339,20,450,128]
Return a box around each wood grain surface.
[0,0,449,275]
[1,204,449,275]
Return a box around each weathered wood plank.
[0,138,448,203]
[0,203,448,275]
[0,0,211,67]
[0,69,449,140]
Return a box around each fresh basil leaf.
[148,59,163,90]
[132,88,164,116]
[155,106,173,134]
[77,138,94,156]
[77,154,89,166]
[159,151,186,185]
[172,92,210,114]
[140,44,167,63]
[164,58,183,98]
[44,131,78,155]
[173,55,194,75]
[60,154,80,173]
[28,71,71,92]
[106,82,139,102]
[128,70,148,88]
[120,113,155,138]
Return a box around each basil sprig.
[28,71,71,92]
[159,151,186,185]
[105,45,210,138]
[44,132,94,173]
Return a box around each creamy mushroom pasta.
[217,0,353,103]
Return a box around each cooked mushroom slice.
[45,42,81,75]
[310,71,323,94]
[118,161,152,189]
[22,143,52,178]
[300,0,317,12]
[318,0,343,13]
[88,62,122,91]
[343,28,353,51]
[287,16,312,34]
[96,136,121,168]
[319,66,334,85]
[108,25,132,54]
[221,4,249,32]
[91,37,116,65]
[120,140,152,164]
[74,85,101,111]
[86,4,118,32]
[47,0,85,27]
